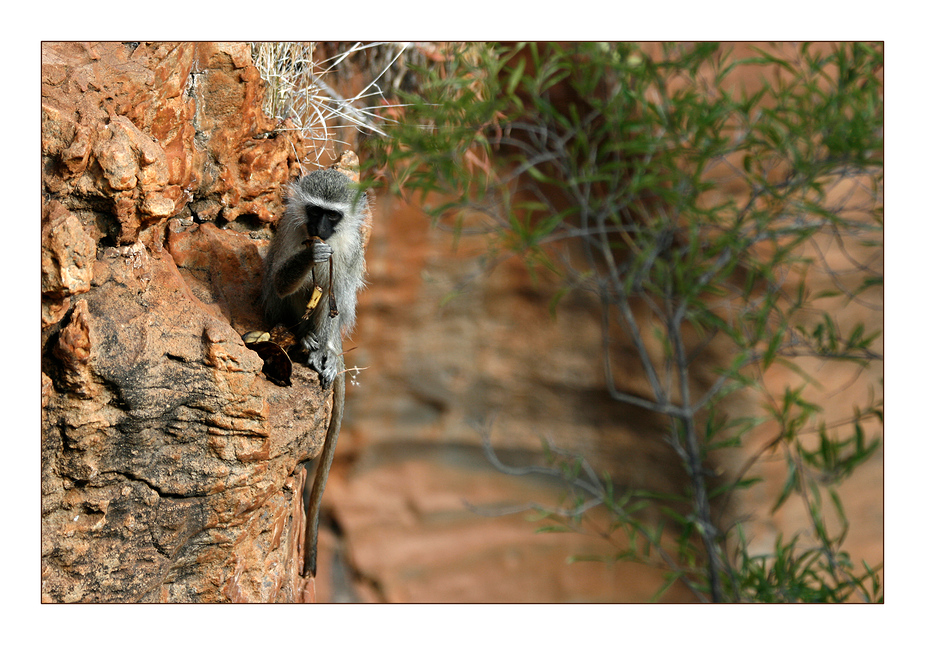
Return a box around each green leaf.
[772,458,799,512]
[651,571,684,602]
[505,56,527,97]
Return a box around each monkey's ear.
[360,189,374,252]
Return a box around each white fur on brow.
[300,194,347,212]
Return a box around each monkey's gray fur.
[261,169,368,388]
[260,168,369,577]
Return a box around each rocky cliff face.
[41,42,330,602]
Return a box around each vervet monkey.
[261,168,369,578]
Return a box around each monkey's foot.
[307,348,338,389]
[301,332,322,352]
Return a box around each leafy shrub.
[369,42,883,602]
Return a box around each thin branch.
[475,423,710,602]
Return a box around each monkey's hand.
[305,238,333,264]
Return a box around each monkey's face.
[305,205,343,240]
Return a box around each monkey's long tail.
[303,354,346,578]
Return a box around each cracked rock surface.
[41,42,328,602]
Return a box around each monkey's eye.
[306,206,342,224]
